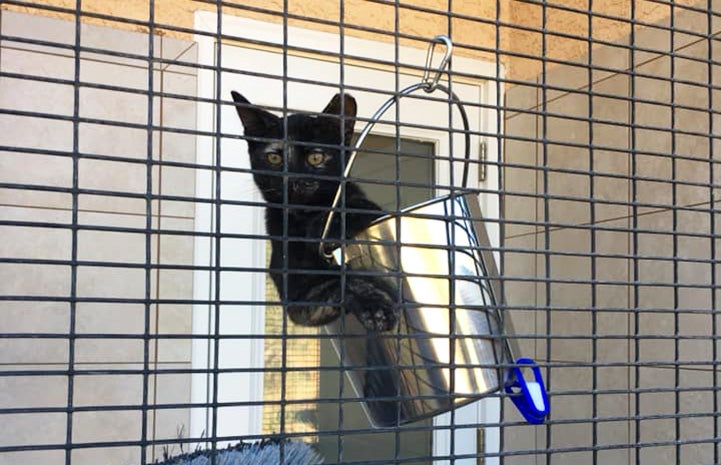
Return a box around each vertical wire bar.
[707,1,719,461]
[391,1,403,459]
[669,6,680,465]
[541,0,552,462]
[335,0,346,460]
[445,4,459,463]
[280,0,290,457]
[588,1,598,463]
[629,1,641,463]
[211,1,223,461]
[203,72,216,448]
[151,31,164,458]
[624,13,633,459]
[65,2,82,463]
[496,0,506,465]
[495,0,506,462]
[202,71,215,447]
[141,1,156,463]
[154,1,164,454]
[342,0,355,455]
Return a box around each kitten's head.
[231,91,357,206]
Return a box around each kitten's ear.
[231,91,277,135]
[322,93,357,142]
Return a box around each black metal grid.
[0,1,719,464]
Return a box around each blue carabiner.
[506,358,550,424]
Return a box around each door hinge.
[478,141,487,183]
[477,427,485,465]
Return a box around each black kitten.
[231,91,399,331]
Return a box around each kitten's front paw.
[287,304,341,327]
[346,278,400,331]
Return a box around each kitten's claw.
[356,306,398,332]
[345,278,400,332]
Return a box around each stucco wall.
[502,2,721,462]
[2,0,707,81]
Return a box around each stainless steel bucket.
[325,192,516,427]
[319,37,517,427]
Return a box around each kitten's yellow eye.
[265,152,283,166]
[306,151,327,167]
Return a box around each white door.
[192,13,503,465]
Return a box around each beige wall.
[0,10,198,464]
[2,0,708,81]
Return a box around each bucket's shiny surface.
[327,193,515,427]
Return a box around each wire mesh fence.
[0,1,719,464]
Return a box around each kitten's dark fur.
[231,91,399,331]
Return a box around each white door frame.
[192,12,505,463]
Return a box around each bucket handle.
[320,35,473,260]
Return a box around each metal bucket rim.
[355,190,477,232]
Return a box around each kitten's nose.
[290,179,318,195]
[290,179,316,192]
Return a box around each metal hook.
[319,35,462,260]
[421,35,453,92]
